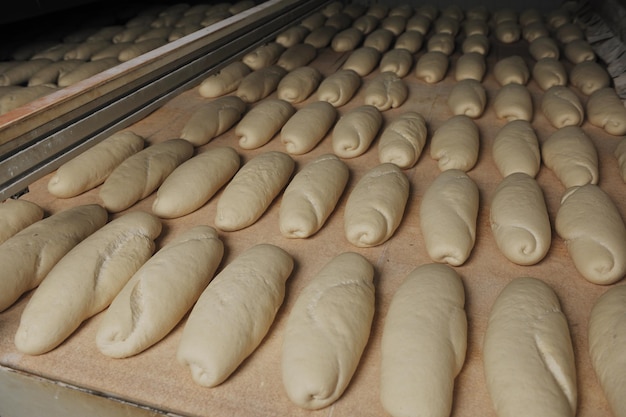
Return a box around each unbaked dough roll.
[48,131,144,198]
[352,14,379,35]
[0,204,108,312]
[304,26,338,49]
[563,39,596,64]
[0,85,57,115]
[180,96,247,146]
[614,139,626,183]
[364,71,408,111]
[586,87,626,136]
[344,163,409,247]
[331,27,364,52]
[378,111,428,169]
[99,139,194,213]
[27,60,83,86]
[540,85,584,128]
[342,3,366,19]
[235,98,295,150]
[455,52,486,82]
[242,42,285,70]
[493,55,530,86]
[483,277,577,417]
[198,61,251,98]
[430,115,479,172]
[281,251,374,410]
[433,15,460,36]
[406,14,430,35]
[13,211,161,355]
[118,38,167,62]
[493,83,533,122]
[393,30,423,53]
[275,25,310,48]
[542,126,598,188]
[529,36,560,61]
[546,8,570,29]
[556,184,626,285]
[427,33,455,56]
[0,59,52,86]
[556,22,584,44]
[490,173,551,265]
[461,34,490,56]
[415,51,449,84]
[363,28,395,52]
[152,146,240,218]
[325,13,352,31]
[447,79,486,119]
[276,66,322,103]
[532,57,568,91]
[381,15,407,35]
[279,154,349,238]
[379,48,413,78]
[64,40,111,60]
[57,58,120,87]
[380,263,467,417]
[522,21,549,43]
[494,20,521,44]
[366,3,389,19]
[215,151,294,231]
[236,65,287,103]
[317,69,362,107]
[276,43,318,71]
[280,100,337,154]
[89,44,131,61]
[463,18,489,37]
[342,46,381,76]
[570,60,611,96]
[492,120,541,177]
[178,243,293,387]
[420,169,479,266]
[332,104,383,158]
[300,11,326,31]
[0,199,44,246]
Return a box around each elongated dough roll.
[235,98,295,149]
[494,55,529,86]
[215,151,294,231]
[236,65,287,103]
[304,26,338,49]
[586,87,626,136]
[556,184,626,285]
[331,27,364,52]
[393,30,423,53]
[178,243,293,387]
[181,96,246,146]
[493,83,533,122]
[570,60,611,96]
[0,85,57,115]
[344,163,409,247]
[461,34,490,56]
[0,204,108,312]
[455,52,486,82]
[48,131,144,198]
[353,14,379,35]
[317,69,362,107]
[492,120,541,177]
[614,138,626,182]
[281,251,374,410]
[522,21,549,43]
[198,61,251,98]
[415,51,449,84]
[540,85,584,128]
[542,126,598,188]
[463,18,489,36]
[563,39,595,64]
[495,20,521,43]
[332,104,383,158]
[529,36,560,61]
[300,11,326,31]
[380,263,467,417]
[448,78,486,118]
[484,277,577,417]
[28,60,83,86]
[342,46,381,76]
[363,28,395,52]
[0,199,44,245]
[433,15,460,36]
[0,59,52,86]
[280,100,337,154]
[381,15,407,35]
[118,38,167,62]
[427,33,455,56]
[420,169,479,266]
[430,115,479,171]
[378,111,428,169]
[325,12,352,31]
[99,139,194,213]
[379,48,413,78]
[532,57,568,91]
[276,42,318,71]
[364,71,408,111]
[276,66,322,103]
[242,42,285,70]
[279,154,349,238]
[14,211,162,355]
[58,58,120,87]
[152,146,240,218]
[275,25,310,47]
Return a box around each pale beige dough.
[215,151,294,231]
[483,277,577,417]
[325,13,352,31]
[277,66,322,104]
[236,65,287,103]
[492,120,541,177]
[180,95,246,146]
[29,43,79,61]
[0,59,52,86]
[447,78,486,118]
[380,263,467,417]
[235,98,295,150]
[570,60,611,96]
[198,61,251,98]
[530,37,561,60]
[520,9,543,26]
[0,199,44,246]
[342,3,366,19]
[118,38,167,62]
[58,58,121,87]
[364,71,408,111]
[466,5,489,20]
[280,100,337,155]
[281,252,374,410]
[304,26,338,49]
[546,8,570,29]
[461,34,490,56]
[363,28,395,52]
[342,46,381,76]
[463,18,489,36]
[522,21,550,42]
[352,14,379,35]
[276,43,318,71]
[379,48,414,78]
[427,33,455,56]
[275,25,310,48]
[532,57,568,91]
[415,51,449,84]
[556,22,584,44]
[430,115,479,172]
[300,11,326,31]
[563,39,596,64]
[556,184,626,285]
[63,40,111,60]
[279,154,349,238]
[614,138,626,182]
[378,111,428,169]
[542,126,598,188]
[393,30,423,53]
[586,87,626,136]
[381,15,407,35]
[406,14,430,35]
[540,85,584,128]
[132,28,171,43]
[416,4,438,20]
[332,104,383,158]
[317,69,362,107]
[242,42,285,70]
[0,84,56,115]
[366,3,389,19]
[433,15,460,36]
[455,52,486,82]
[331,27,364,52]
[494,21,521,43]
[493,83,533,122]
[493,55,530,86]
[28,60,83,86]
[90,43,131,61]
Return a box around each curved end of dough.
[345,212,389,248]
[568,237,623,285]
[495,225,549,266]
[279,212,318,239]
[379,145,417,169]
[183,361,226,388]
[14,324,61,356]
[95,328,137,359]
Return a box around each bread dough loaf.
[235,98,295,149]
[281,252,374,410]
[461,34,490,55]
[570,60,611,96]
[447,78,486,118]
[181,96,246,146]
[118,38,167,62]
[406,14,431,35]
[317,69,362,107]
[0,199,44,246]
[276,42,318,71]
[242,42,285,70]
[28,60,83,86]
[0,85,57,115]
[380,263,467,417]
[363,28,395,52]
[494,20,521,43]
[13,211,161,355]
[99,139,194,213]
[430,115,479,171]
[332,104,383,158]
[331,27,364,52]
[433,15,460,36]
[279,154,349,238]
[300,11,326,31]
[48,131,144,198]
[236,65,287,103]
[364,71,408,111]
[427,33,455,56]
[215,151,294,231]
[455,52,486,82]
[0,204,108,312]
[492,120,541,177]
[493,83,533,122]
[556,22,584,44]
[344,163,409,247]
[0,59,52,86]
[275,25,310,47]
[381,15,407,35]
[276,66,322,103]
[152,146,240,218]
[563,39,596,64]
[420,169,479,266]
[463,18,489,36]
[342,46,381,76]
[379,48,413,78]
[280,100,337,154]
[352,14,379,35]
[614,138,626,182]
[540,85,584,128]
[198,61,251,98]
[64,40,111,60]
[483,277,577,417]
[532,57,568,91]
[529,36,560,61]
[415,51,449,84]
[178,243,293,387]
[542,126,598,188]
[556,184,626,285]
[519,8,543,26]
[586,87,626,136]
[304,26,338,49]
[523,21,550,43]
[378,111,428,169]
[493,55,530,86]
[325,12,352,31]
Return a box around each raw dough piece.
[463,18,489,36]
[277,66,322,103]
[325,13,352,31]
[0,199,44,245]
[178,243,293,387]
[132,28,171,43]
[393,30,423,53]
[380,263,467,417]
[215,151,294,231]
[281,252,374,410]
[461,34,490,55]
[180,96,246,146]
[427,33,455,56]
[494,20,521,43]
[556,184,626,285]
[275,25,310,48]
[493,55,529,86]
[455,52,486,82]
[556,22,584,44]
[332,105,383,158]
[342,46,381,76]
[0,85,57,115]
[198,61,251,98]
[99,139,194,213]
[152,146,240,218]
[367,4,389,19]
[490,173,551,265]
[0,204,108,312]
[586,87,626,136]
[492,120,541,177]
[433,16,460,36]
[420,169,479,266]
[529,37,560,61]
[522,21,549,43]
[352,14,379,35]
[381,15,407,35]
[279,154,349,238]
[493,83,533,122]
[570,61,611,96]
[614,139,626,182]
[63,40,111,60]
[276,43,318,71]
[416,4,438,20]
[430,115,479,171]
[378,111,428,169]
[331,27,364,52]
[48,131,144,198]
[304,26,338,49]
[520,8,543,26]
[540,85,584,128]
[342,3,366,19]
[300,12,326,31]
[344,163,409,247]
[406,14,431,35]
[89,43,132,61]
[363,28,395,52]
[280,100,337,154]
[112,25,150,43]
[379,48,413,78]
[364,71,408,111]
[441,5,463,21]
[466,5,489,20]
[235,98,295,149]
[118,38,167,62]
[0,59,52,86]
[483,277,577,417]
[57,58,120,87]
[563,39,595,64]
[447,79,486,118]
[546,8,570,29]
[242,42,285,70]
[415,51,449,84]
[14,211,162,355]
[317,69,362,107]
[236,65,287,103]
[542,126,598,188]
[28,60,83,86]
[532,57,568,91]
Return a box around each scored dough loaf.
[0,199,44,245]
[570,60,611,96]
[455,52,486,82]
[331,27,364,52]
[276,43,318,71]
[380,263,467,417]
[342,46,382,76]
[540,85,584,129]
[180,96,247,146]
[317,69,362,107]
[198,61,252,98]
[542,126,598,188]
[332,104,383,158]
[493,55,530,86]
[420,169,479,266]
[344,163,409,247]
[532,57,568,91]
[280,100,337,155]
[279,153,349,238]
[242,42,285,70]
[492,120,541,177]
[378,111,428,169]
[415,51,449,84]
[493,83,533,122]
[483,277,577,417]
[463,18,489,37]
[363,28,395,52]
[276,66,323,103]
[275,25,310,48]
[235,98,295,150]
[14,211,162,355]
[447,78,486,118]
[556,184,626,285]
[178,243,294,387]
[379,48,414,78]
[364,71,408,111]
[393,30,423,53]
[614,138,626,182]
[236,65,287,103]
[430,114,480,172]
[325,12,353,31]
[586,87,626,136]
[0,85,57,115]
[281,251,374,410]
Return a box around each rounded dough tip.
[188,362,223,388]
